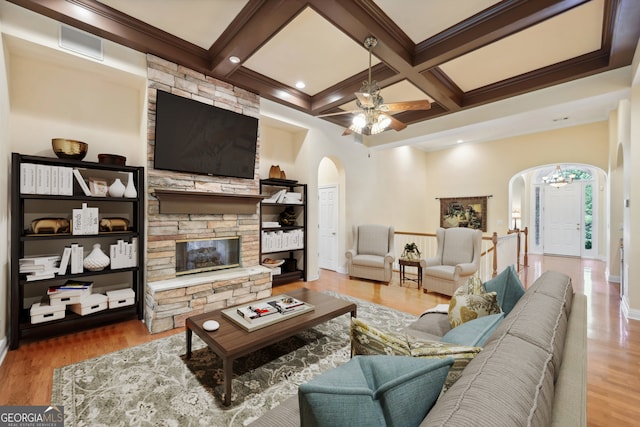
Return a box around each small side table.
[399,258,423,288]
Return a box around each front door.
[543,183,582,256]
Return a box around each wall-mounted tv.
[153,90,258,179]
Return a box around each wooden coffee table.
[185,288,357,405]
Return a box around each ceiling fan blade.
[386,114,407,131]
[317,110,355,118]
[384,100,431,112]
[355,92,375,108]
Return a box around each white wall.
[0,9,11,359]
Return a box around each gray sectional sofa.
[250,269,587,426]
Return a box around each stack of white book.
[19,255,61,281]
[262,221,280,228]
[110,238,138,269]
[20,163,74,196]
[261,229,304,252]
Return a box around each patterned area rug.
[51,292,416,426]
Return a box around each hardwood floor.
[0,254,638,426]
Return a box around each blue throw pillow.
[298,355,454,427]
[484,265,525,315]
[440,313,505,347]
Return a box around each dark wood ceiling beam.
[414,0,590,69]
[7,0,211,72]
[307,0,462,112]
[228,67,312,111]
[463,51,610,107]
[208,0,307,78]
[606,0,640,68]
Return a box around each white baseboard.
[0,337,7,367]
[622,296,640,320]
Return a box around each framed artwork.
[89,177,108,197]
[439,196,488,232]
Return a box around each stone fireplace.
[144,54,272,333]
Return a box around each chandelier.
[543,165,575,188]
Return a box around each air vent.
[59,25,103,61]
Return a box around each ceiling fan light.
[352,113,366,128]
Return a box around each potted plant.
[401,242,421,260]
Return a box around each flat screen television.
[153,90,258,179]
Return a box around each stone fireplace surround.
[144,54,272,333]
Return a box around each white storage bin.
[106,288,135,309]
[30,302,66,324]
[69,293,108,315]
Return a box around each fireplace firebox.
[176,237,241,275]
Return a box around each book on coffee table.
[222,294,314,332]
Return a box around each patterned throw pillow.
[454,273,486,296]
[351,318,481,392]
[448,291,501,328]
[351,318,411,356]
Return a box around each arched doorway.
[510,164,603,258]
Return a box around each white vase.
[124,172,137,198]
[83,243,110,271]
[108,178,125,197]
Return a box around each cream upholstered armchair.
[346,224,395,284]
[422,227,482,296]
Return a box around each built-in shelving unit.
[10,153,145,349]
[259,179,307,286]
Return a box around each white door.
[543,183,582,256]
[318,185,339,271]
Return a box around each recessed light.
[457,139,464,144]
[229,56,241,64]
[295,81,306,89]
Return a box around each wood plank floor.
[0,254,638,426]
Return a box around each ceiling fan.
[319,36,431,136]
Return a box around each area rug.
[51,292,416,426]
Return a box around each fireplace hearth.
[176,237,240,275]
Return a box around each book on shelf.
[36,164,51,195]
[25,271,56,281]
[73,169,92,196]
[48,280,93,297]
[70,244,84,274]
[20,163,36,194]
[58,247,72,275]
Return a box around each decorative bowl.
[98,153,127,166]
[52,138,88,160]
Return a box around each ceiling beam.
[207,0,308,78]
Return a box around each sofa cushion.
[422,333,556,427]
[440,313,504,347]
[484,264,525,315]
[448,291,501,328]
[351,254,385,268]
[299,355,453,427]
[404,312,451,340]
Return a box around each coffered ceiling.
[8,0,640,149]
